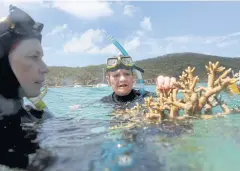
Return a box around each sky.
[1,0,240,67]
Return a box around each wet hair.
[0,46,22,99]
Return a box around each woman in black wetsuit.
[0,5,50,169]
[98,57,194,171]
[100,55,176,107]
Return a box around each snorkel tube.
[228,70,240,94]
[28,85,48,110]
[104,32,145,95]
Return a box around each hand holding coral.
[156,75,176,91]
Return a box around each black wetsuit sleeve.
[42,108,54,119]
[136,89,157,98]
[100,90,157,104]
[21,105,54,123]
[0,108,40,169]
[100,93,114,103]
[144,91,157,97]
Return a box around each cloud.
[140,17,152,31]
[2,0,113,20]
[123,5,137,17]
[52,0,113,20]
[136,29,145,37]
[44,29,240,67]
[87,44,118,55]
[43,7,240,67]
[162,33,240,47]
[62,27,143,56]
[0,2,9,17]
[3,0,38,2]
[47,19,240,57]
[142,32,240,57]
[216,40,238,48]
[3,0,44,10]
[124,37,141,52]
[64,28,105,53]
[45,24,69,37]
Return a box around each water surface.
[20,85,240,171]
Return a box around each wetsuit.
[22,104,54,123]
[100,89,156,109]
[0,53,41,169]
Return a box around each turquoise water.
[33,85,240,171]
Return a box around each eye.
[31,55,39,60]
[113,73,120,78]
[124,72,131,76]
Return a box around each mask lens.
[33,22,43,32]
[107,58,118,67]
[121,57,133,65]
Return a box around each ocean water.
[24,85,240,171]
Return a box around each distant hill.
[46,52,240,86]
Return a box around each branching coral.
[115,61,239,126]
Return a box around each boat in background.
[73,84,82,88]
[95,83,108,87]
[94,68,109,88]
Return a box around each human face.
[8,38,49,98]
[107,69,134,96]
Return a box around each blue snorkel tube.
[104,32,145,95]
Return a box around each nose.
[119,74,127,82]
[39,61,49,74]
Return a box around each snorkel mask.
[0,5,44,57]
[106,55,144,73]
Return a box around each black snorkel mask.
[0,5,44,57]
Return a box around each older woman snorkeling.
[0,5,52,169]
[100,55,176,107]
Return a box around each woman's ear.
[106,73,111,86]
[133,76,136,82]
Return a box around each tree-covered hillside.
[46,52,240,86]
